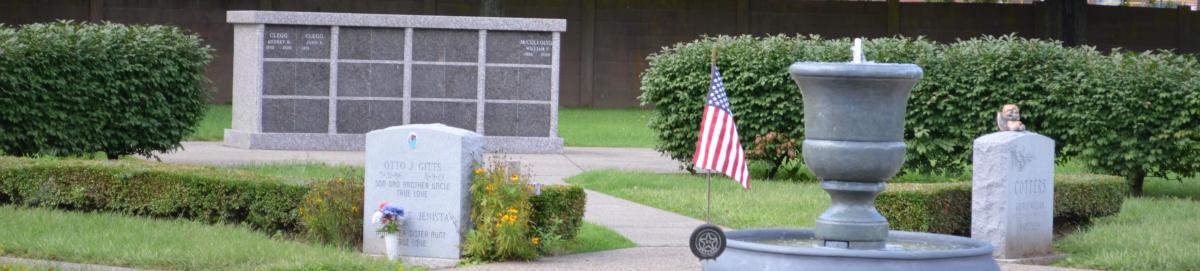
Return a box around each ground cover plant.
[189,105,658,148]
[641,35,1200,194]
[0,206,396,271]
[0,22,212,159]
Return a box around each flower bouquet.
[372,202,405,260]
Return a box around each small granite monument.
[363,124,483,267]
[224,11,565,153]
[972,105,1057,263]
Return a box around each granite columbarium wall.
[225,11,565,153]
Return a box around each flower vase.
[384,233,401,260]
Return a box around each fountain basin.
[704,228,1000,271]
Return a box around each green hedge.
[0,157,305,233]
[640,35,1200,193]
[876,174,1127,236]
[0,22,212,158]
[0,157,590,252]
[531,185,587,240]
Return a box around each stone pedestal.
[363,124,483,266]
[225,11,565,153]
[971,131,1056,260]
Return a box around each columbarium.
[225,11,565,153]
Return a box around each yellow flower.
[474,168,486,175]
[507,207,517,214]
[351,206,359,212]
[486,184,495,192]
[495,222,501,229]
[510,175,519,182]
[531,236,540,245]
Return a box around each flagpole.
[705,47,717,225]
[706,171,712,224]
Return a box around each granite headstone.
[971,131,1055,260]
[363,124,483,263]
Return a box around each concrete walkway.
[152,142,1090,271]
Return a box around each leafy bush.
[531,185,586,241]
[464,163,538,261]
[746,132,800,178]
[1053,51,1200,195]
[747,160,776,181]
[0,21,212,158]
[640,35,1200,194]
[0,157,305,234]
[876,174,1127,236]
[775,158,816,182]
[300,178,363,248]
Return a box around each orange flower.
[510,175,519,182]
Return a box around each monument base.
[399,256,461,269]
[363,254,461,269]
[224,129,563,154]
[995,253,1067,265]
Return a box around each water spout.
[852,38,864,63]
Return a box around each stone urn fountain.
[704,40,999,271]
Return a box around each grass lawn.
[0,206,397,271]
[186,104,230,141]
[187,105,657,148]
[551,222,637,255]
[1053,196,1200,270]
[566,170,829,228]
[557,108,655,148]
[567,169,1200,270]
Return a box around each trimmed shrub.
[530,185,586,240]
[640,35,1200,193]
[876,174,1128,236]
[0,157,305,233]
[0,21,212,158]
[300,178,364,248]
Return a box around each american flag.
[692,65,750,189]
